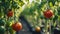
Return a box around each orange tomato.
[35,26,41,32]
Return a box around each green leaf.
[12,1,18,9]
[57,7,60,15]
[53,15,58,22]
[48,0,55,6]
[0,19,5,26]
[9,27,16,34]
[0,26,5,34]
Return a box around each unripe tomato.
[12,22,22,31]
[35,26,41,32]
[7,10,13,17]
[43,9,53,18]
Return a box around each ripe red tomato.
[43,9,53,18]
[12,22,22,31]
[7,10,13,17]
[35,26,41,32]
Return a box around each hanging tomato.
[7,10,13,17]
[43,9,53,18]
[35,26,41,32]
[12,22,22,31]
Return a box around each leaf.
[12,1,18,9]
[48,0,55,6]
[57,7,60,15]
[9,27,16,34]
[49,2,53,7]
[53,15,58,22]
[19,1,25,6]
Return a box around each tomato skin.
[12,22,22,31]
[43,9,53,18]
[7,11,13,17]
[35,26,41,32]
